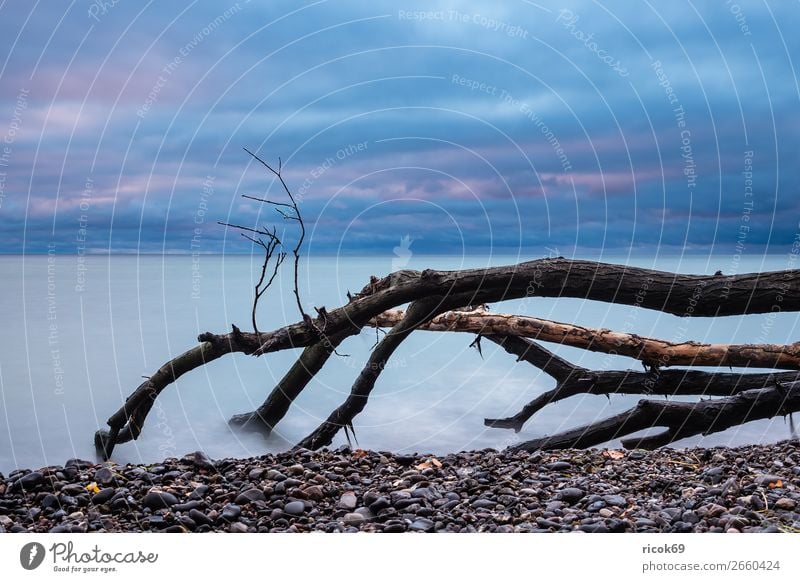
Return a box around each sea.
[1,252,798,472]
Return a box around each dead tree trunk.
[96,258,800,458]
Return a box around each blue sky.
[1,1,798,255]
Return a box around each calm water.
[1,253,799,472]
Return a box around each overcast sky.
[1,1,798,255]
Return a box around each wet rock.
[556,488,585,504]
[221,504,241,521]
[409,518,434,532]
[284,501,305,516]
[142,490,179,510]
[91,488,116,505]
[235,488,266,505]
[94,467,115,486]
[602,494,627,507]
[189,509,214,526]
[14,471,44,491]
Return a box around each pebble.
[284,501,305,516]
[338,492,357,510]
[343,512,365,526]
[409,518,434,532]
[221,504,241,521]
[141,490,179,510]
[94,467,115,486]
[603,494,627,507]
[1,442,797,533]
[235,488,267,505]
[556,488,585,503]
[91,488,116,505]
[14,471,44,491]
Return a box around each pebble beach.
[1,441,799,533]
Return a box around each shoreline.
[1,441,798,533]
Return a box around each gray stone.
[235,488,266,505]
[681,510,700,524]
[602,494,627,507]
[284,501,305,515]
[94,467,115,486]
[221,504,241,521]
[409,518,434,532]
[343,512,365,526]
[368,497,391,513]
[248,467,266,480]
[338,492,357,510]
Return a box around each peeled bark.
[371,309,800,370]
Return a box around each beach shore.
[1,441,799,533]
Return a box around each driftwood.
[481,335,800,433]
[509,381,800,451]
[370,308,800,370]
[94,154,800,458]
[95,260,800,458]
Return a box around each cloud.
[1,1,798,255]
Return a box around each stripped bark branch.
[370,309,800,370]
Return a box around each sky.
[0,0,798,256]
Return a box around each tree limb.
[370,309,800,370]
[510,381,800,451]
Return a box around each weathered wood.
[94,330,258,459]
[371,309,800,370]
[295,296,446,450]
[228,330,350,432]
[510,382,800,451]
[96,258,800,457]
[482,335,800,432]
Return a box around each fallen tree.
[94,152,800,458]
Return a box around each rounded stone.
[284,501,306,516]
